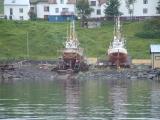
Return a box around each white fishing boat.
[52,21,88,73]
[62,20,84,62]
[108,17,129,67]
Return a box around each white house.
[3,0,160,21]
[119,0,160,19]
[30,0,76,21]
[89,0,106,18]
[4,0,30,20]
[88,0,160,19]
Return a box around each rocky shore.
[0,61,160,83]
[77,65,160,81]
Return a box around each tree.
[28,9,37,21]
[157,0,160,14]
[104,0,122,18]
[76,0,93,27]
[125,0,136,20]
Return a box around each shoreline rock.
[0,61,160,82]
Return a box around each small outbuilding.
[150,44,160,69]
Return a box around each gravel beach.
[0,60,160,83]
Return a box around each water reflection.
[0,75,160,119]
[108,79,128,119]
[151,81,160,119]
[64,78,80,119]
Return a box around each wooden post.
[26,32,29,58]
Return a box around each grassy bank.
[0,1,3,14]
[0,20,159,60]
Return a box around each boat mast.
[72,20,77,41]
[65,20,80,49]
[67,24,69,41]
[116,16,121,40]
[69,20,76,41]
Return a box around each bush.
[135,31,160,39]
[135,18,160,39]
[144,19,160,31]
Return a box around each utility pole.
[26,32,29,58]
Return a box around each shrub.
[135,31,160,39]
[135,19,160,39]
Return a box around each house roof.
[67,0,76,4]
[98,0,106,5]
[150,44,160,53]
[30,0,53,3]
[4,0,30,5]
[30,0,75,4]
[30,0,106,4]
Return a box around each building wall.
[4,5,30,20]
[119,0,160,18]
[36,1,75,19]
[151,53,160,69]
[89,0,160,18]
[4,0,160,20]
[48,15,75,22]
[89,0,106,18]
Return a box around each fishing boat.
[107,17,130,67]
[52,21,88,73]
[62,20,84,68]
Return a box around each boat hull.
[108,52,129,67]
[63,52,83,61]
[57,48,88,72]
[62,48,84,60]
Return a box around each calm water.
[0,77,160,120]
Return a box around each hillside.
[0,0,3,14]
[0,20,160,60]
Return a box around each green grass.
[0,20,160,60]
[0,0,3,14]
[123,21,160,59]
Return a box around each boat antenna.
[72,20,75,40]
[66,24,69,41]
[117,16,121,40]
[113,16,116,41]
[69,21,72,40]
[26,32,29,58]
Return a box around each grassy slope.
[123,21,160,59]
[0,0,3,14]
[0,20,159,60]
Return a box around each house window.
[20,16,23,20]
[157,6,160,14]
[97,9,101,15]
[155,56,160,60]
[44,6,49,12]
[128,9,133,14]
[55,8,59,13]
[12,0,15,3]
[44,15,48,20]
[157,9,160,14]
[19,8,23,13]
[10,8,13,15]
[31,7,34,11]
[62,8,68,12]
[9,16,12,20]
[143,0,148,4]
[143,8,148,14]
[90,1,96,6]
[60,0,64,4]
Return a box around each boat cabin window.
[65,41,78,49]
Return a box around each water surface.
[0,77,160,120]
